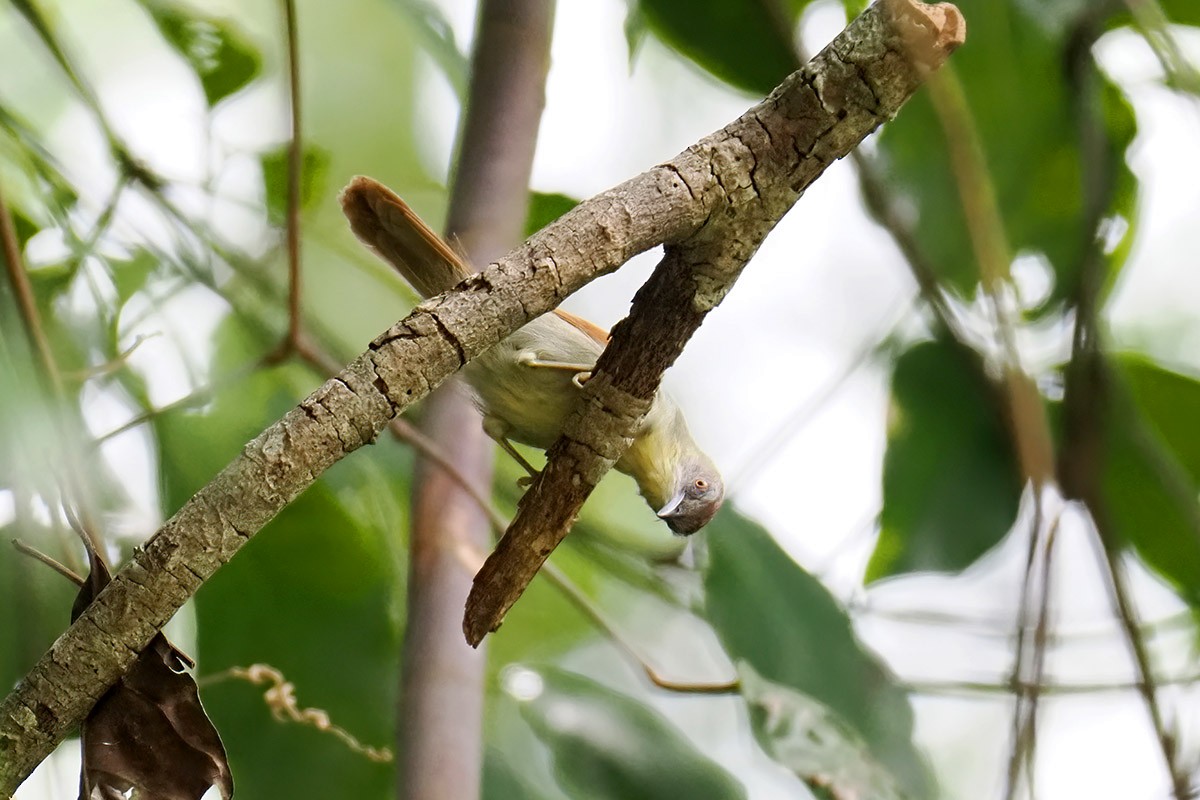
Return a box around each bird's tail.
[339,175,470,299]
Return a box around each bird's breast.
[463,314,603,450]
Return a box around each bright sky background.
[11,1,1200,798]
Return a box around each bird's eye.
[694,478,708,492]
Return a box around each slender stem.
[1094,526,1187,797]
[11,540,85,587]
[909,668,1200,699]
[924,67,1055,487]
[1003,505,1061,800]
[1123,0,1200,98]
[1003,499,1044,800]
[541,562,739,695]
[0,183,60,395]
[923,62,1061,797]
[281,0,303,348]
[1055,11,1190,793]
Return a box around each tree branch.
[462,0,966,645]
[0,1,963,791]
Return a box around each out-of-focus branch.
[1,184,104,558]
[918,58,1063,799]
[0,183,59,394]
[1123,0,1200,98]
[924,68,1055,487]
[397,3,556,796]
[0,2,964,790]
[282,0,304,352]
[463,0,967,645]
[1056,13,1188,795]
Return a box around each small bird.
[340,176,724,534]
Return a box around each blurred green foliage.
[869,339,1022,581]
[520,667,746,799]
[705,510,932,797]
[140,0,261,108]
[3,0,1200,798]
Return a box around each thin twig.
[922,60,1063,798]
[1095,527,1187,797]
[852,149,971,344]
[908,668,1200,699]
[1055,11,1190,793]
[1003,498,1044,800]
[924,67,1055,486]
[64,333,158,381]
[1122,0,1200,100]
[199,664,392,763]
[0,182,60,394]
[11,539,85,587]
[541,562,740,694]
[89,359,263,446]
[282,0,303,350]
[262,0,305,364]
[1004,505,1062,800]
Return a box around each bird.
[339,176,724,534]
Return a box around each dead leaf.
[74,550,233,800]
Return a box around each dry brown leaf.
[74,553,233,800]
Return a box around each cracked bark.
[0,0,963,792]
[462,0,965,644]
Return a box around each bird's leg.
[516,352,593,388]
[482,415,540,487]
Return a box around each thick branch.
[0,0,962,791]
[462,0,965,644]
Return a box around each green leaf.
[518,667,746,800]
[392,0,469,101]
[143,3,261,108]
[629,0,808,96]
[704,509,933,798]
[1103,355,1200,604]
[868,339,1023,581]
[524,192,579,239]
[739,664,907,800]
[8,207,39,247]
[261,145,331,225]
[1118,355,1200,482]
[483,747,563,800]
[109,250,158,305]
[864,0,1137,307]
[1161,0,1200,25]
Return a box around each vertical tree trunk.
[396,1,556,798]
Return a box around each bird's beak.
[656,492,686,520]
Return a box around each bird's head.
[619,400,725,535]
[655,453,724,535]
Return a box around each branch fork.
[462,0,966,645]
